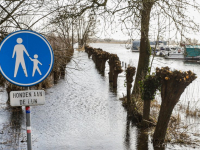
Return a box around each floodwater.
[0,43,200,149]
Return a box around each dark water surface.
[1,43,200,149]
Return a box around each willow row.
[85,45,197,146]
[85,46,123,88]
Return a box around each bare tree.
[1,0,200,105]
[0,0,47,32]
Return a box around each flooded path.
[31,50,137,150]
[1,43,200,149]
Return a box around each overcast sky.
[97,0,200,43]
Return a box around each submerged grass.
[121,90,200,147]
[149,98,200,147]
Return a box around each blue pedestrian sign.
[0,30,54,86]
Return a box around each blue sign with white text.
[0,30,54,86]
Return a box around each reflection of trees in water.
[124,111,165,150]
[7,108,26,149]
[0,107,25,149]
[136,128,148,150]
[124,114,131,150]
[137,127,165,150]
[153,145,166,150]
[109,83,117,94]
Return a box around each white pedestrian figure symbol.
[29,54,42,77]
[12,38,30,77]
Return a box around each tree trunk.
[132,1,154,96]
[54,71,59,84]
[100,59,107,73]
[96,58,101,70]
[92,54,96,63]
[153,97,177,145]
[143,99,151,121]
[109,63,114,82]
[113,71,119,88]
[153,68,196,145]
[153,83,181,139]
[60,64,66,78]
[126,67,136,113]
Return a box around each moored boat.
[131,40,140,52]
[184,45,200,61]
[131,47,140,52]
[165,51,185,59]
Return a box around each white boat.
[165,50,184,59]
[131,40,140,52]
[131,46,139,52]
[156,50,166,56]
[132,48,139,52]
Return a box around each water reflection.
[124,114,131,150]
[124,112,151,150]
[124,113,166,150]
[137,128,149,150]
[1,43,199,149]
[183,61,200,65]
[5,107,25,149]
[109,83,118,94]
[30,50,134,149]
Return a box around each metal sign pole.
[25,87,32,150]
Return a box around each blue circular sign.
[0,30,54,86]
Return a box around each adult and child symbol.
[12,37,42,77]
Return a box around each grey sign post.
[26,105,32,150]
[25,87,32,150]
[10,88,45,150]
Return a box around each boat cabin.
[185,45,200,57]
[184,45,200,61]
[131,40,167,52]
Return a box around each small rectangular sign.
[10,90,45,106]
